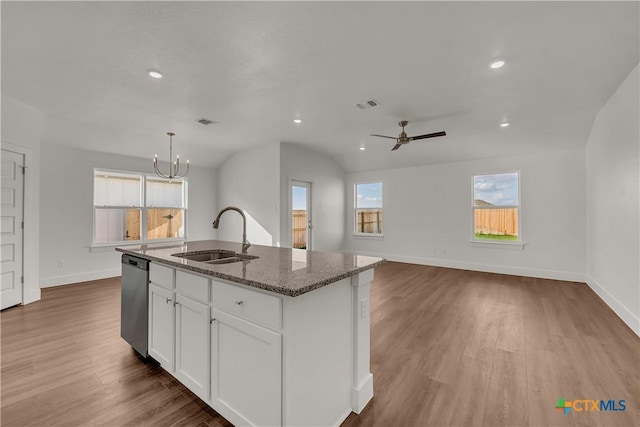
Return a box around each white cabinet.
[148,283,175,371]
[150,263,174,290]
[149,273,211,402]
[211,279,282,329]
[145,262,374,427]
[175,294,210,401]
[211,308,282,427]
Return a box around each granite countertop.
[116,240,385,297]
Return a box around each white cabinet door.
[211,309,282,427]
[175,294,210,401]
[149,283,175,371]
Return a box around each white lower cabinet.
[147,263,373,427]
[148,283,175,371]
[175,294,211,401]
[210,308,282,427]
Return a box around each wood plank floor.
[2,263,638,426]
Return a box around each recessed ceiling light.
[359,144,366,151]
[148,69,163,79]
[500,122,510,127]
[490,60,505,69]
[293,118,303,124]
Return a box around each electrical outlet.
[58,260,65,268]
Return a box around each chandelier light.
[153,132,189,179]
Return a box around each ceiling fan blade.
[391,144,402,151]
[370,134,397,140]
[409,131,447,141]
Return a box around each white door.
[211,309,282,426]
[291,180,312,250]
[1,150,24,310]
[175,294,210,401]
[148,283,175,371]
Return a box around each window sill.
[89,240,185,253]
[470,240,526,250]
[352,233,384,241]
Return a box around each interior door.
[1,150,24,310]
[291,180,311,250]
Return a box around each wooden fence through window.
[474,208,518,236]
[356,209,382,234]
[292,207,515,243]
[125,208,184,240]
[292,210,308,249]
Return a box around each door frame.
[288,179,312,251]
[1,142,39,305]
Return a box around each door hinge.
[21,276,24,284]
[21,221,24,229]
[20,165,26,175]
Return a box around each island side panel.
[282,277,353,427]
[351,269,374,413]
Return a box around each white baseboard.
[585,275,640,337]
[344,250,585,282]
[351,373,374,414]
[23,288,41,304]
[40,268,121,288]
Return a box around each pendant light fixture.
[153,132,189,179]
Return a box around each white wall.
[345,148,587,281]
[217,143,280,247]
[39,144,217,287]
[1,95,42,304]
[586,63,640,335]
[279,143,345,252]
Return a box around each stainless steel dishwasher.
[121,254,149,357]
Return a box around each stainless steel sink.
[171,249,258,265]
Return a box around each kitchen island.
[117,240,384,427]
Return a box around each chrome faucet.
[212,206,251,254]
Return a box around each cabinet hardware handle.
[165,298,171,304]
[174,301,179,306]
[235,300,244,305]
[210,318,216,323]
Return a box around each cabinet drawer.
[176,270,210,303]
[211,280,282,330]
[150,263,174,289]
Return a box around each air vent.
[196,118,217,125]
[356,99,379,110]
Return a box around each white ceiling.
[2,1,638,172]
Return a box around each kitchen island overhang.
[117,240,385,427]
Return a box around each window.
[355,182,382,235]
[93,169,187,245]
[473,172,519,241]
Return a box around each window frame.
[353,181,384,237]
[92,168,188,247]
[471,171,521,244]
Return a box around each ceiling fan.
[370,120,446,151]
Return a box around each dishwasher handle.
[122,254,149,271]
